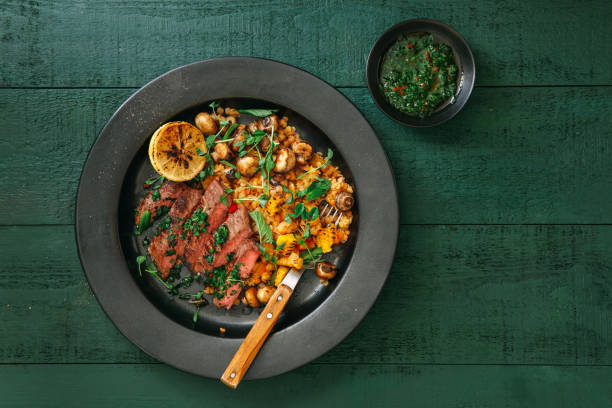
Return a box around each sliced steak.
[213,240,260,310]
[135,181,191,225]
[181,179,231,273]
[148,225,185,279]
[168,186,203,220]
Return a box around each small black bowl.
[366,19,476,127]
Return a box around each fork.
[220,206,344,388]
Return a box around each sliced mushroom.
[315,261,337,280]
[273,147,296,173]
[335,191,355,211]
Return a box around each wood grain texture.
[2,87,612,225]
[2,225,610,365]
[1,0,611,87]
[0,364,611,408]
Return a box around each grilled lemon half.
[148,121,207,182]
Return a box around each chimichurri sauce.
[380,33,458,118]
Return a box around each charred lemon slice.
[148,121,207,182]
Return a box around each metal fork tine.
[335,212,343,226]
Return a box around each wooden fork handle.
[221,284,293,388]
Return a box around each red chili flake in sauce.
[420,83,426,87]
[228,202,238,213]
[143,183,150,188]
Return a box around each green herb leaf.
[220,195,229,206]
[249,210,274,244]
[213,224,229,246]
[224,123,239,139]
[300,247,323,263]
[235,171,242,179]
[135,210,151,235]
[196,147,206,156]
[296,179,331,201]
[206,134,217,149]
[209,101,219,109]
[220,160,236,169]
[151,189,161,202]
[238,109,279,117]
[136,255,146,276]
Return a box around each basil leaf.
[249,210,274,244]
[238,109,279,117]
[135,210,151,235]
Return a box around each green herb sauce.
[379,34,458,117]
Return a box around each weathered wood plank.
[1,0,611,87]
[1,87,612,225]
[1,364,611,407]
[1,225,610,364]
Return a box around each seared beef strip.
[135,181,192,225]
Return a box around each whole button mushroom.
[273,147,296,173]
[335,191,354,211]
[315,261,337,280]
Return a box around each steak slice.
[148,225,185,279]
[182,179,231,273]
[168,186,203,220]
[213,240,260,310]
[212,206,253,268]
[135,181,191,225]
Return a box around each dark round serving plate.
[76,57,399,379]
[366,18,476,127]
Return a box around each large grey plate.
[76,57,399,379]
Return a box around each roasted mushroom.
[273,147,296,173]
[211,142,232,162]
[335,191,355,211]
[225,168,236,181]
[244,287,260,308]
[259,115,279,133]
[291,141,313,165]
[256,285,275,304]
[315,261,337,280]
[236,155,258,177]
[194,112,218,135]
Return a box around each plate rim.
[75,57,399,379]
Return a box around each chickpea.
[244,287,260,308]
[291,141,313,164]
[256,285,275,304]
[236,155,258,177]
[195,112,218,135]
[273,147,296,173]
[211,142,232,162]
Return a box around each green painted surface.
[1,0,611,87]
[2,86,612,225]
[0,364,611,408]
[1,0,612,406]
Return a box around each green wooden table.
[2,1,612,406]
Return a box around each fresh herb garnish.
[224,122,239,139]
[196,147,206,156]
[209,101,219,110]
[182,208,208,237]
[285,203,319,223]
[220,195,229,206]
[136,255,146,276]
[238,109,279,117]
[297,148,333,179]
[151,189,161,202]
[300,247,323,264]
[213,224,229,246]
[165,249,176,256]
[220,160,236,169]
[295,178,331,201]
[249,210,274,244]
[135,210,151,235]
